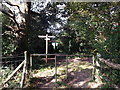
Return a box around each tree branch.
[5,1,22,14]
[0,3,14,18]
[6,0,21,7]
[1,3,20,30]
[1,10,20,30]
[5,25,16,31]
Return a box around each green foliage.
[0,67,12,84]
[57,3,96,54]
[64,2,120,87]
[2,14,16,56]
[0,67,23,89]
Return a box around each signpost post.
[38,34,55,63]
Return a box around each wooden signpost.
[38,34,55,63]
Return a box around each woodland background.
[0,1,120,88]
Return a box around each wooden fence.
[93,54,120,89]
[30,53,92,87]
[1,51,28,88]
[99,58,120,70]
[1,56,24,69]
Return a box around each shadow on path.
[26,57,102,88]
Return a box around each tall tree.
[1,1,67,55]
[1,0,31,55]
[64,2,120,87]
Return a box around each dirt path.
[26,57,103,88]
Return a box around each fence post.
[30,55,32,73]
[92,54,95,80]
[20,51,27,88]
[66,56,68,79]
[55,55,57,87]
[95,53,102,84]
[25,51,28,75]
[3,60,25,84]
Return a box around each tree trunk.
[1,0,31,54]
